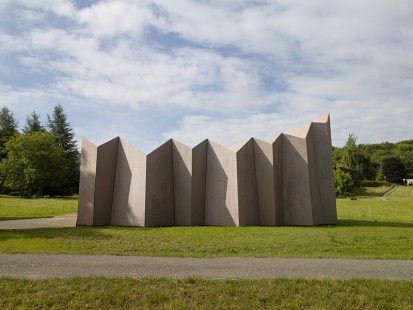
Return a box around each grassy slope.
[0,196,77,220]
[0,187,412,259]
[1,277,412,309]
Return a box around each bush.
[0,132,69,197]
[334,169,354,198]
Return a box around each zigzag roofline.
[82,113,331,154]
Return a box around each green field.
[1,187,412,309]
[0,187,412,259]
[0,277,412,309]
[0,196,77,221]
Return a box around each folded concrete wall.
[145,140,175,226]
[77,138,97,226]
[93,137,119,225]
[172,139,208,226]
[172,139,192,225]
[191,140,208,225]
[282,133,313,225]
[308,115,337,225]
[111,138,146,226]
[235,139,260,226]
[77,114,337,227]
[205,140,239,226]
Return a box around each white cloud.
[77,0,165,38]
[0,0,412,149]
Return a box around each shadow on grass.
[0,226,113,242]
[57,196,78,201]
[352,188,385,197]
[0,195,78,200]
[339,219,413,228]
[0,216,54,221]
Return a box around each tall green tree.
[382,156,406,184]
[0,132,69,197]
[0,106,18,158]
[23,111,44,134]
[47,105,79,194]
[342,133,359,171]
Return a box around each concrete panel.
[172,140,192,225]
[282,134,313,225]
[272,135,284,225]
[145,140,174,226]
[205,141,238,226]
[191,139,208,225]
[77,138,97,226]
[111,139,146,226]
[93,137,119,225]
[236,139,259,226]
[254,138,275,225]
[306,126,323,225]
[308,115,337,224]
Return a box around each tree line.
[333,134,413,197]
[0,105,79,197]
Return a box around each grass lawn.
[0,196,77,221]
[352,186,393,197]
[1,277,412,309]
[0,187,412,259]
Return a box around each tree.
[0,132,69,197]
[0,106,18,158]
[47,105,79,194]
[382,156,406,184]
[23,111,44,134]
[342,133,359,171]
[334,168,354,198]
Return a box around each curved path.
[0,254,412,280]
[0,214,76,230]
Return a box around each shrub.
[334,169,354,198]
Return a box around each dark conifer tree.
[382,156,406,184]
[23,111,45,134]
[47,105,79,195]
[0,106,18,158]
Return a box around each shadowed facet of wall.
[77,114,337,227]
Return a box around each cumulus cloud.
[0,0,412,151]
[77,0,165,38]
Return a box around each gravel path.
[0,254,412,280]
[0,214,76,230]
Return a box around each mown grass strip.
[1,277,412,309]
[0,196,77,221]
[0,220,412,259]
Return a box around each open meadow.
[0,186,412,259]
[0,196,77,221]
[0,186,412,309]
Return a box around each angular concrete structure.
[111,138,146,226]
[77,138,97,226]
[145,140,175,226]
[172,139,207,226]
[77,114,337,227]
[77,137,118,226]
[204,140,239,226]
[253,137,283,226]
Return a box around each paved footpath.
[0,214,76,230]
[0,254,412,280]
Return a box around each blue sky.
[0,0,412,152]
